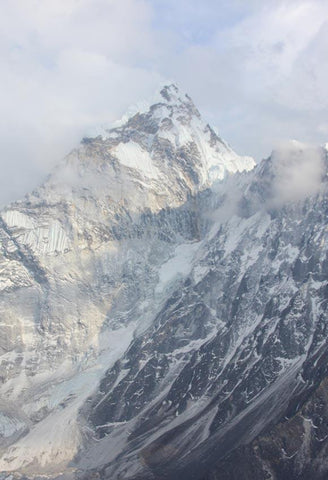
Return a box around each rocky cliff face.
[202,375,328,480]
[0,86,328,480]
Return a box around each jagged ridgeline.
[0,85,328,480]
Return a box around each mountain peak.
[159,83,191,105]
[98,83,197,134]
[159,83,180,101]
[40,84,255,212]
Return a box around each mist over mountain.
[1,86,328,480]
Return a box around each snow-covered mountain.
[0,85,328,480]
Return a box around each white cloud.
[163,1,328,160]
[270,140,325,205]
[0,0,162,203]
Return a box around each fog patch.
[271,140,325,205]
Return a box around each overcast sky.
[1,0,328,203]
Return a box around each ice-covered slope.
[0,85,255,475]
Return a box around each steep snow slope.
[0,85,254,476]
